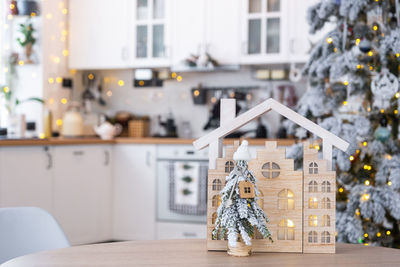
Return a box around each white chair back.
[0,207,70,264]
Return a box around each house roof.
[193,98,349,152]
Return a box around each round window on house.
[261,162,280,178]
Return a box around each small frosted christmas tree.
[212,141,272,256]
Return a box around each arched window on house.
[308,215,318,227]
[278,189,295,210]
[225,161,234,173]
[212,195,221,207]
[322,215,330,227]
[308,231,318,243]
[212,212,217,224]
[308,197,318,209]
[321,197,331,209]
[277,219,295,240]
[261,162,280,178]
[321,231,331,243]
[322,181,331,192]
[212,179,222,191]
[257,190,264,209]
[309,162,318,174]
[211,229,227,240]
[308,181,318,192]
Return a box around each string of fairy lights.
[322,5,398,246]
[3,0,186,137]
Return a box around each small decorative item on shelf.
[62,102,84,138]
[212,141,272,257]
[193,98,349,254]
[17,19,36,64]
[17,0,40,16]
[10,0,19,15]
[128,116,150,138]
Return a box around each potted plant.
[17,19,36,64]
[0,54,43,137]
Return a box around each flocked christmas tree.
[286,0,400,248]
[213,141,272,251]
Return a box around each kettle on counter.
[94,121,122,140]
[61,102,84,138]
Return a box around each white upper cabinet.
[170,0,206,67]
[240,0,289,64]
[69,0,315,69]
[287,0,322,62]
[240,0,316,64]
[171,0,240,68]
[206,0,241,65]
[130,0,171,67]
[69,0,131,69]
[69,0,171,69]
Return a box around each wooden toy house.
[193,98,349,254]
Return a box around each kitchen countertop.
[0,137,295,147]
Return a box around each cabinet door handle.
[164,45,170,58]
[241,41,248,55]
[46,152,52,170]
[104,150,110,166]
[290,38,295,53]
[73,151,85,156]
[43,146,52,170]
[121,46,129,61]
[183,232,197,237]
[146,151,151,167]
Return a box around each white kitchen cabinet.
[53,145,112,245]
[207,0,241,65]
[130,0,172,68]
[240,0,319,64]
[171,0,240,67]
[0,146,53,212]
[287,0,327,63]
[69,0,131,69]
[112,144,156,240]
[240,0,289,64]
[170,0,206,67]
[69,0,171,69]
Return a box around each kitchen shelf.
[170,65,240,73]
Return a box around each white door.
[68,0,130,69]
[53,145,112,245]
[113,144,156,240]
[0,146,53,212]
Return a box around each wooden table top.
[2,240,400,267]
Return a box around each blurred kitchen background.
[0,0,328,245]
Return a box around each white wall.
[73,67,307,138]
